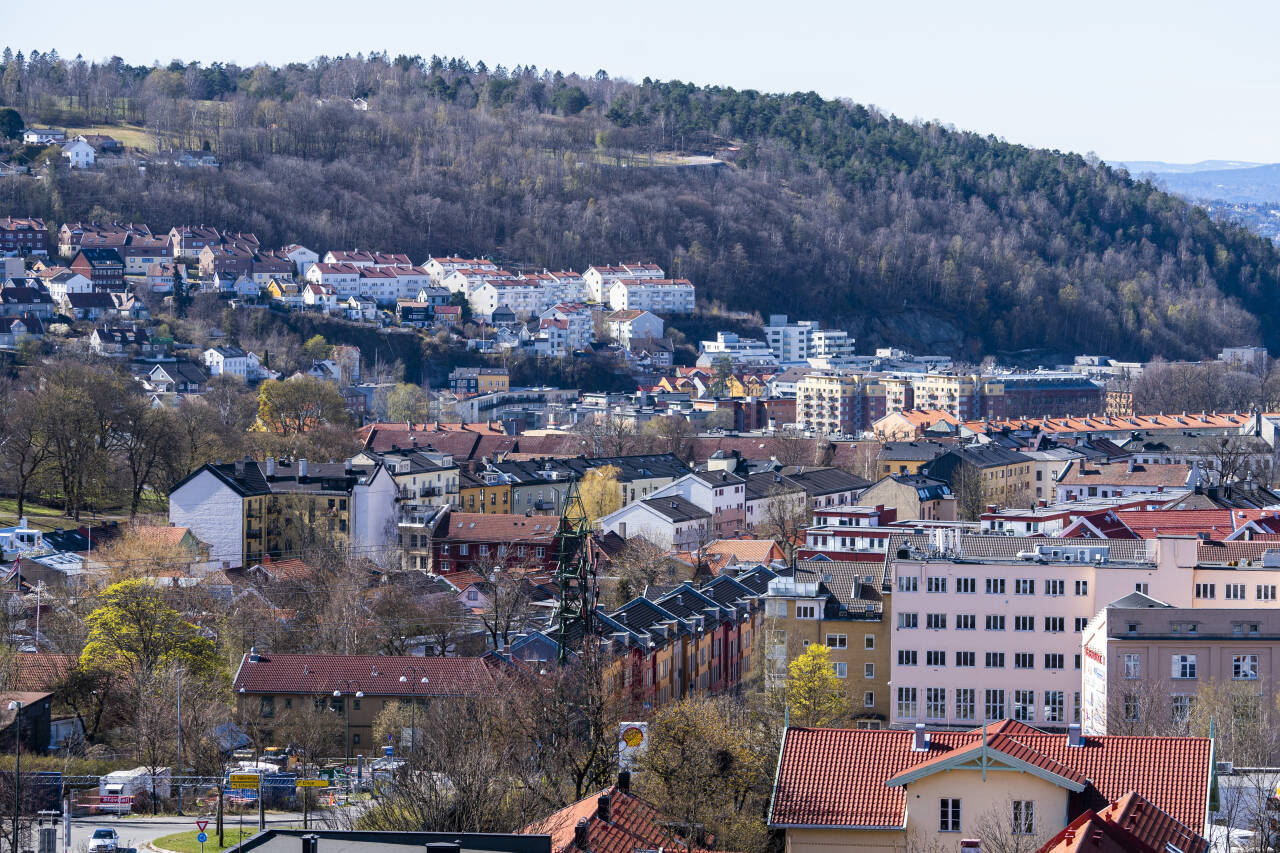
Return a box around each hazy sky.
[9,0,1279,163]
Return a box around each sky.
[9,0,1280,164]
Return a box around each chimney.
[298,458,308,478]
[1127,457,1135,473]
[234,458,246,477]
[573,819,589,849]
[265,458,276,477]
[616,771,631,793]
[302,835,319,853]
[911,723,929,751]
[596,793,612,822]
[248,646,259,662]
[1067,722,1084,747]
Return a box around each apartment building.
[795,372,863,435]
[763,315,818,364]
[762,563,892,724]
[924,443,1035,507]
[887,533,1280,732]
[1083,596,1280,735]
[583,263,665,303]
[605,278,696,314]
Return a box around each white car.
[88,828,119,852]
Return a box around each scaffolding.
[554,480,597,663]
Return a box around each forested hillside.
[2,49,1279,359]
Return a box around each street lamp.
[9,700,21,853]
[397,670,428,754]
[333,681,363,770]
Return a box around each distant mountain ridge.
[1135,163,1280,205]
[1113,159,1265,175]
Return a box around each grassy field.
[152,828,262,853]
[0,498,75,531]
[64,123,156,152]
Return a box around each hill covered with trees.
[1,48,1278,360]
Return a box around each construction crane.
[554,480,597,663]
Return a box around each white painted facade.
[606,310,664,349]
[168,470,245,568]
[606,278,696,314]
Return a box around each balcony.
[246,528,262,539]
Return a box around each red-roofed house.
[768,722,1211,853]
[232,651,496,755]
[1036,792,1207,853]
[429,511,560,575]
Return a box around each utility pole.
[216,786,224,848]
[10,700,22,853]
[175,669,183,815]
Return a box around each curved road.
[69,812,316,852]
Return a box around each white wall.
[168,471,245,568]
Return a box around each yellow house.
[458,470,513,513]
[768,722,1211,853]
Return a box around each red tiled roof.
[441,513,558,542]
[1115,508,1263,540]
[13,653,75,691]
[770,724,1210,832]
[1196,539,1280,565]
[1036,792,1207,853]
[520,786,718,853]
[964,412,1253,434]
[232,652,494,697]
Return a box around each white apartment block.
[764,315,818,364]
[886,533,1280,733]
[605,309,664,349]
[584,263,665,303]
[305,262,361,297]
[539,303,594,348]
[470,279,544,320]
[542,270,587,303]
[606,278,695,314]
[697,331,779,368]
[811,329,856,365]
[425,256,497,282]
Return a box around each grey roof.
[812,559,889,609]
[879,441,952,461]
[744,471,805,501]
[1105,591,1173,610]
[779,466,870,495]
[641,495,711,523]
[885,532,1155,565]
[693,469,745,487]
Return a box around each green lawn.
[64,123,157,152]
[0,498,73,531]
[152,828,260,853]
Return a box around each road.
[67,812,314,852]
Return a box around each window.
[459,544,469,555]
[956,614,976,630]
[833,662,847,678]
[897,687,917,719]
[864,634,876,650]
[1014,653,1034,669]
[1014,578,1035,595]
[1225,583,1246,601]
[1124,692,1140,721]
[926,687,946,719]
[864,663,875,679]
[985,578,1006,595]
[898,612,919,629]
[536,546,545,558]
[898,650,918,666]
[985,615,1005,631]
[940,798,961,832]
[1075,653,1082,670]
[956,688,976,720]
[1171,694,1195,722]
[1044,690,1064,722]
[1124,653,1141,679]
[1233,654,1259,680]
[1172,654,1197,680]
[1134,582,1149,595]
[864,691,875,708]
[352,733,361,745]
[984,689,1005,720]
[1012,801,1034,835]
[1044,616,1065,633]
[898,576,918,592]
[765,600,787,618]
[1074,692,1082,723]
[1195,583,1215,600]
[796,603,818,619]
[1259,585,1277,602]
[926,613,947,629]
[927,577,948,593]
[956,577,976,594]
[259,696,275,718]
[926,650,946,666]
[1074,617,1090,632]
[955,651,976,667]
[1014,615,1035,632]
[1014,690,1035,721]
[1046,579,1065,596]
[826,634,847,649]
[1074,579,1089,596]
[985,652,1005,668]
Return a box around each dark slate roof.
[641,495,711,523]
[878,441,951,462]
[779,467,870,496]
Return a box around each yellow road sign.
[295,780,327,788]
[228,774,259,785]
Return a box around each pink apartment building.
[886,533,1280,731]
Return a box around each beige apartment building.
[795,372,862,435]
[762,562,893,725]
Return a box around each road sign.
[196,821,208,831]
[230,782,259,790]
[196,833,208,845]
[228,774,259,785]
[295,780,326,788]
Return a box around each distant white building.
[538,303,594,349]
[605,309,663,349]
[204,346,250,378]
[281,245,319,278]
[305,262,361,297]
[606,278,695,314]
[698,331,779,368]
[61,139,95,169]
[583,263,664,303]
[470,279,543,320]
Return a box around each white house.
[597,496,712,553]
[470,279,544,320]
[344,295,378,321]
[538,303,593,349]
[606,278,696,314]
[303,282,339,312]
[167,467,246,568]
[583,263,665,303]
[281,244,319,279]
[605,309,663,349]
[647,470,747,538]
[425,256,496,282]
[44,270,93,303]
[61,139,96,169]
[204,346,250,378]
[358,267,401,305]
[305,262,361,297]
[542,270,587,303]
[22,128,66,145]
